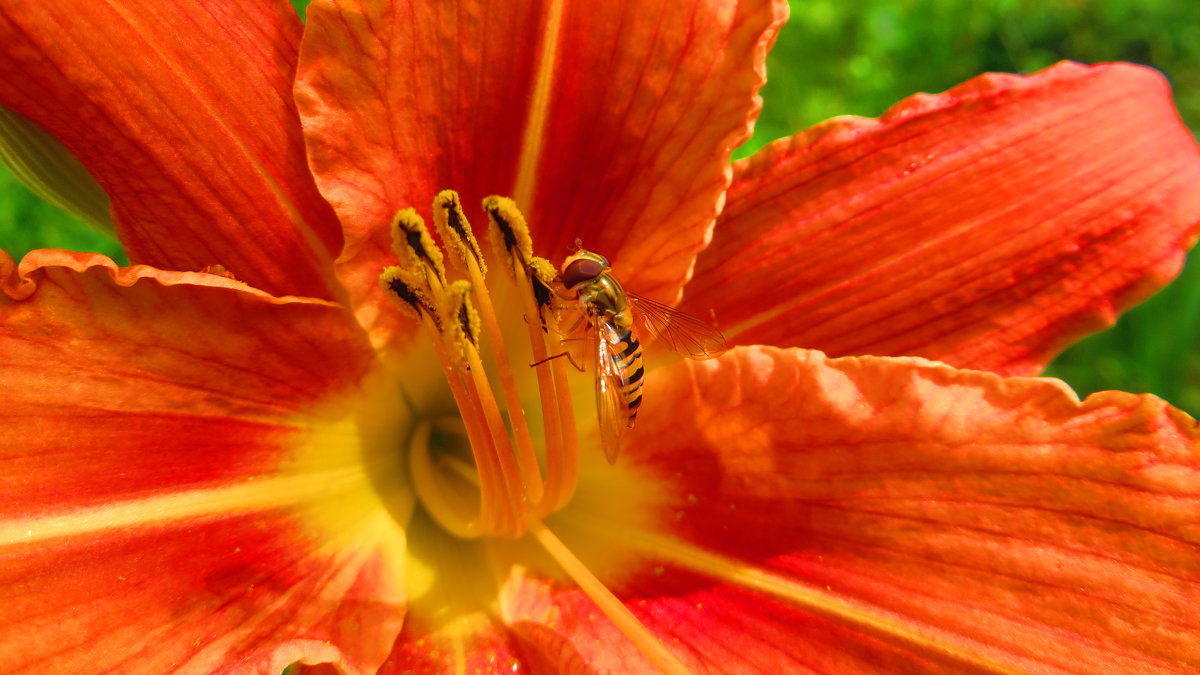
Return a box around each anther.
[440,280,481,368]
[379,266,440,328]
[527,256,560,326]
[483,195,533,272]
[390,208,447,285]
[433,190,485,275]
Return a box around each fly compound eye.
[561,257,605,289]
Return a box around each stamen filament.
[414,311,513,535]
[484,202,574,514]
[463,339,530,536]
[547,357,579,511]
[457,380,516,535]
[518,275,567,514]
[527,256,581,511]
[526,519,693,675]
[526,295,579,514]
[461,256,545,507]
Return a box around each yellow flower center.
[378,190,579,540]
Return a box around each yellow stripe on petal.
[512,0,566,211]
[2,388,413,582]
[0,467,366,548]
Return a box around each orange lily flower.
[2,0,1200,673]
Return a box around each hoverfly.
[556,244,727,464]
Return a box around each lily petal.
[0,1,343,299]
[552,346,1200,672]
[681,62,1200,376]
[0,251,404,673]
[295,0,787,345]
[380,615,530,674]
[516,0,788,303]
[502,573,657,673]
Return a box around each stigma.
[378,190,578,539]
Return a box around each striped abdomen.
[610,325,644,425]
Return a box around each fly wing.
[594,323,630,464]
[629,294,728,359]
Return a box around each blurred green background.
[2,0,1199,414]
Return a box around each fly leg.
[530,347,586,372]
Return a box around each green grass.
[0,163,125,263]
[744,0,1200,155]
[2,0,1198,413]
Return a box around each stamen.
[527,257,559,326]
[380,190,584,539]
[382,273,513,535]
[479,197,578,513]
[435,191,545,507]
[442,281,529,535]
[440,280,482,368]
